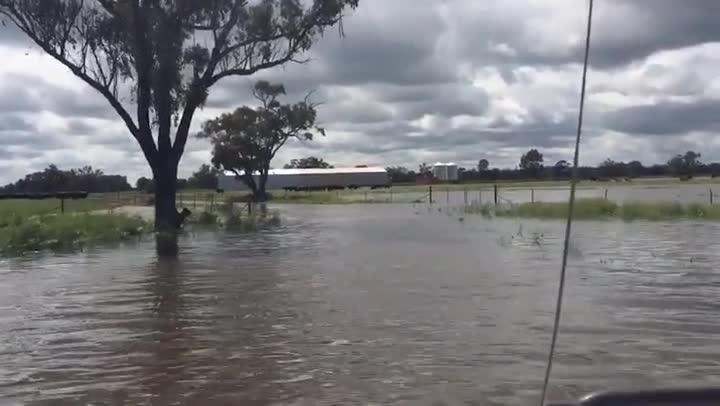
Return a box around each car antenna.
[539,0,594,405]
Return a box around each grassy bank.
[0,199,112,223]
[1,212,151,255]
[465,198,720,221]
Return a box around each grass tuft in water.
[465,198,720,221]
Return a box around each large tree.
[519,148,544,178]
[200,81,323,201]
[668,150,702,179]
[0,0,358,253]
[284,156,333,169]
[187,164,220,190]
[477,159,489,171]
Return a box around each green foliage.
[187,164,220,190]
[466,198,720,221]
[668,151,702,178]
[199,81,324,201]
[0,164,131,194]
[0,212,150,255]
[284,156,333,169]
[519,149,544,177]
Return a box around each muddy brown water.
[2,204,720,405]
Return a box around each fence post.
[604,188,608,200]
[711,189,714,205]
[365,191,368,202]
[464,189,468,205]
[446,187,450,204]
[390,188,393,203]
[478,190,482,205]
[210,194,215,212]
[248,202,252,215]
[494,184,498,206]
[429,186,433,204]
[531,188,535,203]
[60,198,65,214]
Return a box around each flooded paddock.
[2,204,720,405]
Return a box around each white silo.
[432,162,459,181]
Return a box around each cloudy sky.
[1,0,720,184]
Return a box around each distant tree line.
[386,149,718,184]
[284,156,333,169]
[0,165,132,194]
[136,164,221,193]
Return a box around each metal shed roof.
[223,167,387,176]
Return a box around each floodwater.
[2,204,720,405]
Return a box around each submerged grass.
[0,212,151,255]
[465,198,720,221]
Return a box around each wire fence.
[82,183,720,211]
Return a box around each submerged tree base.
[0,212,152,256]
[466,198,720,221]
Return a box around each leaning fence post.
[429,186,433,204]
[494,184,498,206]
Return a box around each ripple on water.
[2,207,720,404]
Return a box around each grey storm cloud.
[0,114,33,132]
[0,73,115,120]
[603,99,720,135]
[444,0,720,74]
[588,0,720,68]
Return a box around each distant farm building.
[432,162,459,181]
[219,167,389,191]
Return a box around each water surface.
[2,204,720,405]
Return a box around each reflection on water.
[2,205,720,405]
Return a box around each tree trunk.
[152,158,187,257]
[255,171,269,202]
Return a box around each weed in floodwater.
[222,206,281,232]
